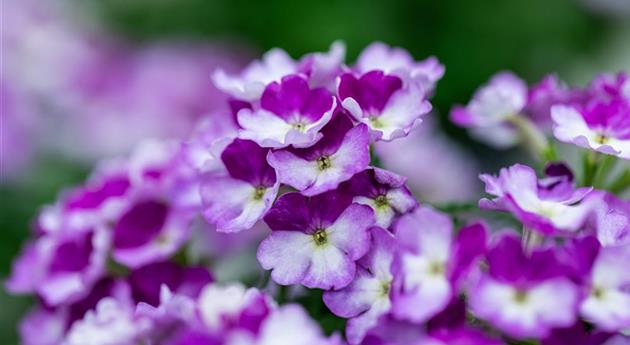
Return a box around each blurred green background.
[2,0,628,343]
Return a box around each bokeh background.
[2,0,629,343]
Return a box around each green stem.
[593,154,617,188]
[581,151,599,187]
[508,115,549,162]
[608,168,630,195]
[522,227,543,254]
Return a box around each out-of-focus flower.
[200,139,279,233]
[257,191,374,289]
[451,72,528,148]
[355,42,445,95]
[391,207,487,323]
[589,191,630,247]
[338,71,431,142]
[268,114,370,196]
[344,168,417,228]
[237,75,335,148]
[469,234,580,339]
[323,227,396,344]
[580,244,630,331]
[479,163,598,234]
[373,118,479,204]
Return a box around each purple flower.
[479,163,598,234]
[200,138,280,233]
[450,71,527,148]
[338,70,431,142]
[469,234,580,339]
[237,75,335,148]
[355,42,445,95]
[323,227,396,344]
[345,168,417,228]
[525,74,582,130]
[19,307,67,345]
[542,322,616,345]
[213,42,345,102]
[580,244,630,331]
[391,207,487,323]
[551,99,630,159]
[267,114,370,196]
[589,191,630,247]
[257,191,374,289]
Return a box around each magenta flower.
[200,139,280,233]
[345,167,417,228]
[237,75,335,148]
[355,42,445,95]
[257,191,374,289]
[267,114,370,196]
[338,70,431,142]
[469,234,580,339]
[323,227,396,344]
[391,207,487,323]
[580,244,630,331]
[480,163,598,234]
[552,99,630,159]
[450,72,528,148]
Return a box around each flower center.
[592,286,605,299]
[252,186,266,201]
[313,229,328,246]
[595,133,609,145]
[374,194,389,208]
[369,116,384,129]
[292,122,307,132]
[317,156,332,171]
[380,280,392,297]
[428,261,444,275]
[513,290,529,304]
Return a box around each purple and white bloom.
[198,283,274,332]
[212,48,298,101]
[200,139,280,233]
[590,192,630,247]
[469,234,581,339]
[257,191,374,289]
[267,114,370,196]
[479,163,597,234]
[338,71,431,142]
[391,207,487,323]
[355,42,445,94]
[6,224,111,307]
[237,75,335,148]
[450,72,528,148]
[580,244,630,331]
[298,41,347,91]
[551,99,630,159]
[323,227,396,344]
[62,297,150,345]
[19,306,67,345]
[345,168,417,228]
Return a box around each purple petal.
[221,139,276,187]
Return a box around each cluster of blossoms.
[6,41,630,345]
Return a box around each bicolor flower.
[580,244,630,331]
[450,71,528,148]
[469,234,580,339]
[589,191,630,247]
[391,207,487,323]
[200,138,280,233]
[257,191,374,289]
[237,75,335,148]
[6,223,110,306]
[213,42,346,102]
[338,70,431,142]
[267,114,370,196]
[323,227,396,344]
[479,163,597,234]
[355,42,445,95]
[345,167,417,228]
[551,99,630,159]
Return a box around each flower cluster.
[6,42,630,345]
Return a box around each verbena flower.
[257,191,374,289]
[479,163,598,234]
